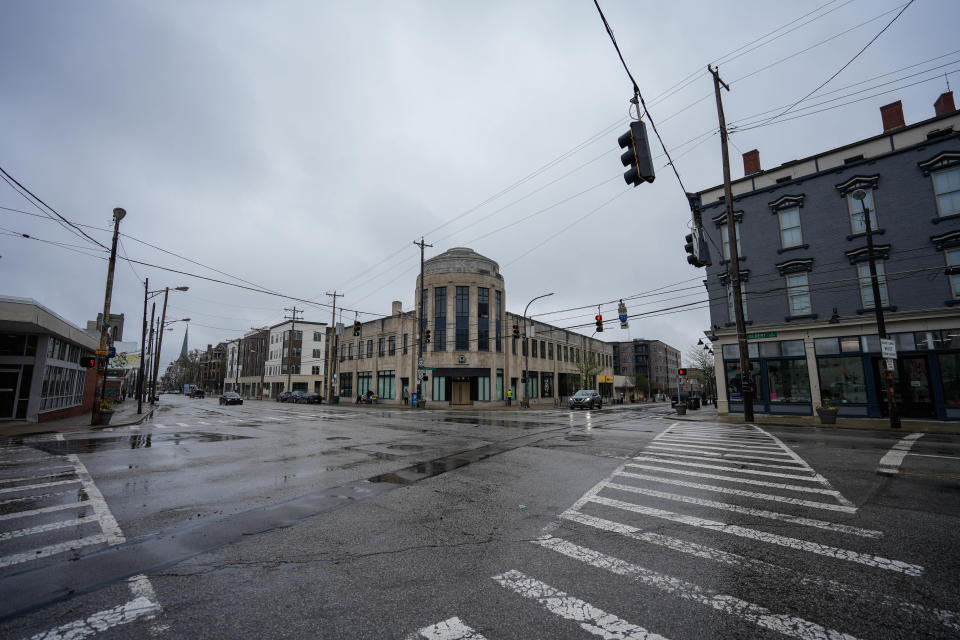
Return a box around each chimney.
[880,101,905,132]
[935,91,956,117]
[392,300,402,316]
[742,149,761,175]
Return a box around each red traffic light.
[595,315,604,332]
[678,368,688,376]
[80,355,96,368]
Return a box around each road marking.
[0,501,88,521]
[908,452,960,460]
[624,463,841,495]
[198,421,211,425]
[0,517,90,541]
[877,433,925,476]
[649,445,795,463]
[644,450,809,471]
[648,442,793,458]
[0,489,74,506]
[559,510,960,635]
[536,537,860,640]
[26,595,162,640]
[632,456,819,481]
[615,470,857,513]
[408,617,489,640]
[0,469,73,484]
[586,496,922,576]
[152,423,166,428]
[658,435,782,450]
[0,534,108,568]
[0,479,80,495]
[492,569,670,640]
[603,482,880,538]
[175,422,190,428]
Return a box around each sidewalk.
[0,400,155,439]
[671,404,960,435]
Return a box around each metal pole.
[146,303,156,401]
[151,288,169,402]
[326,292,341,402]
[522,293,554,408]
[710,66,754,422]
[859,197,901,429]
[137,277,148,414]
[91,208,124,426]
[414,237,432,407]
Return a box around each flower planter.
[98,410,115,426]
[676,403,687,416]
[816,408,838,425]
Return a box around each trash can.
[676,403,687,416]
[690,397,700,410]
[332,395,339,404]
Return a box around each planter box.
[98,410,115,426]
[676,404,687,416]
[816,408,838,425]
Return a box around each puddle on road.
[326,436,351,441]
[369,457,473,484]
[27,433,253,455]
[387,444,423,451]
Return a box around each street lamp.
[149,286,189,403]
[139,284,188,412]
[851,188,900,428]
[522,292,554,408]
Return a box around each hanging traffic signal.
[79,355,96,368]
[595,315,604,332]
[684,227,713,268]
[512,324,520,339]
[618,120,656,186]
[353,320,362,336]
[424,329,431,344]
[678,368,688,376]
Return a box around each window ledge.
[932,212,960,224]
[846,228,885,241]
[724,321,754,328]
[856,305,897,314]
[784,313,818,322]
[777,244,809,255]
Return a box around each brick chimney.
[880,101,905,132]
[392,300,402,316]
[935,91,956,117]
[742,149,761,175]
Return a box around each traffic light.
[618,120,656,186]
[512,324,520,339]
[684,227,712,268]
[678,368,688,376]
[80,355,96,368]
[353,320,362,336]
[424,329,431,344]
[595,314,604,332]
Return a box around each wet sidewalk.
[0,400,155,439]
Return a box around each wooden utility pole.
[413,237,433,407]
[325,292,342,403]
[283,307,302,393]
[710,66,754,422]
[91,208,125,426]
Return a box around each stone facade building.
[611,339,682,396]
[334,248,614,406]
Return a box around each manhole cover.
[388,444,424,451]
[327,436,352,441]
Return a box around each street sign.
[526,325,535,338]
[418,358,424,367]
[746,332,777,339]
[880,338,897,359]
[335,322,344,336]
[885,358,896,371]
[95,348,108,355]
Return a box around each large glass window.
[857,262,888,308]
[938,354,960,406]
[724,360,760,401]
[778,207,803,248]
[727,282,748,322]
[377,370,395,399]
[765,359,811,403]
[478,376,490,402]
[495,291,502,352]
[339,372,353,397]
[817,357,867,405]
[357,371,373,396]
[786,273,811,315]
[388,336,396,356]
[40,365,86,411]
[542,372,554,398]
[497,369,504,401]
[720,222,742,260]
[946,248,960,299]
[933,166,960,217]
[434,287,447,352]
[478,287,489,352]
[847,190,878,234]
[433,376,447,401]
[455,286,469,351]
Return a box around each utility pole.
[151,288,171,403]
[91,208,125,426]
[145,303,156,402]
[710,65,754,422]
[326,292,342,403]
[284,306,303,393]
[137,277,149,414]
[413,237,433,407]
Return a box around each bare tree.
[574,352,603,391]
[685,344,716,399]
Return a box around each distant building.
[198,343,227,394]
[225,323,328,398]
[0,296,98,422]
[84,312,125,343]
[611,339,681,397]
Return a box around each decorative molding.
[718,269,750,286]
[834,174,880,196]
[918,150,960,176]
[931,229,960,251]
[712,210,744,227]
[932,211,960,225]
[776,258,814,275]
[768,194,805,212]
[845,244,891,264]
[777,244,810,255]
[846,228,885,241]
[784,313,818,322]
[856,305,897,315]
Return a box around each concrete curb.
[669,410,960,436]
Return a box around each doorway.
[0,369,19,419]
[873,356,935,419]
[452,377,471,405]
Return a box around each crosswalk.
[409,421,959,639]
[0,437,164,639]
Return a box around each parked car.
[189,388,205,399]
[297,392,323,404]
[569,389,602,410]
[288,391,306,403]
[276,391,292,402]
[219,392,243,406]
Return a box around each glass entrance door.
[874,356,935,419]
[0,370,20,419]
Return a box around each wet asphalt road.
[1,396,959,639]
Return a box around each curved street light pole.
[522,292,554,408]
[149,287,188,402]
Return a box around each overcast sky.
[2,0,958,370]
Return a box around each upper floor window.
[847,190,878,234]
[786,273,811,315]
[455,286,469,351]
[388,335,396,356]
[778,207,803,248]
[720,222,742,260]
[313,331,323,342]
[946,248,960,299]
[933,167,960,217]
[857,261,888,308]
[727,282,748,322]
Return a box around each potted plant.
[98,400,115,425]
[815,399,838,425]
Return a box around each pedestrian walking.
[506,388,513,406]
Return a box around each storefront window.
[725,360,759,401]
[817,357,867,405]
[840,337,861,353]
[765,359,811,403]
[939,354,960,406]
[542,372,554,398]
[814,338,840,355]
[781,340,805,357]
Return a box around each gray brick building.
[693,92,960,420]
[611,339,681,397]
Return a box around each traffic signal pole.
[710,65,754,422]
[414,237,432,407]
[91,208,125,426]
[326,292,341,403]
[137,277,148,414]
